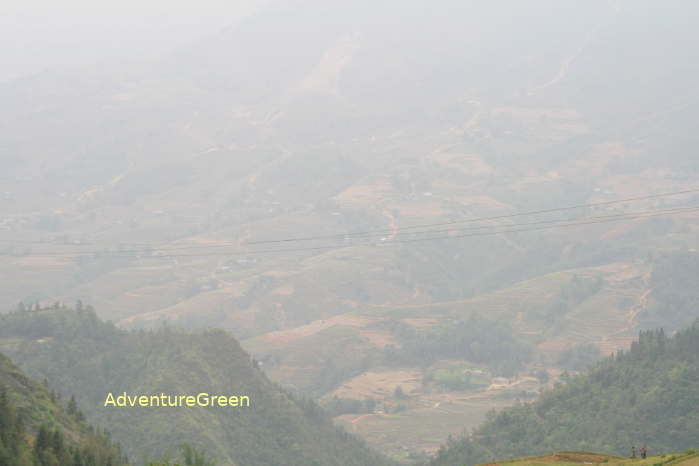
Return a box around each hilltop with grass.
[476,450,699,466]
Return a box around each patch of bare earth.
[257,314,372,346]
[359,329,397,348]
[329,369,422,400]
[401,318,438,328]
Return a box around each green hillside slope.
[0,351,127,466]
[430,322,699,465]
[0,307,395,466]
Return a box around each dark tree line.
[0,387,127,466]
[383,315,532,376]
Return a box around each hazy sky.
[0,0,263,82]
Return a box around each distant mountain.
[0,307,395,466]
[430,321,699,465]
[2,0,697,330]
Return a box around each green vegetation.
[1,350,219,465]
[323,396,376,417]
[0,353,127,466]
[0,307,395,466]
[641,251,699,331]
[556,344,602,371]
[146,444,217,466]
[431,322,699,465]
[383,315,533,376]
[430,368,489,391]
[543,275,604,331]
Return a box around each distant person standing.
[641,445,647,459]
[632,446,636,458]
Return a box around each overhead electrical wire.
[6,204,698,260]
[7,204,697,256]
[0,187,698,253]
[244,187,699,245]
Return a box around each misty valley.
[2,1,699,465]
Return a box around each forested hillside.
[0,352,127,466]
[639,252,699,331]
[430,322,699,465]
[0,307,395,466]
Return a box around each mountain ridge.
[0,307,396,466]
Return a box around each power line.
[0,205,669,255]
[1,187,697,251]
[393,206,699,245]
[100,206,699,258]
[245,188,699,245]
[9,204,698,260]
[332,205,699,241]
[5,205,698,257]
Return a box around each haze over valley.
[1,1,699,463]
